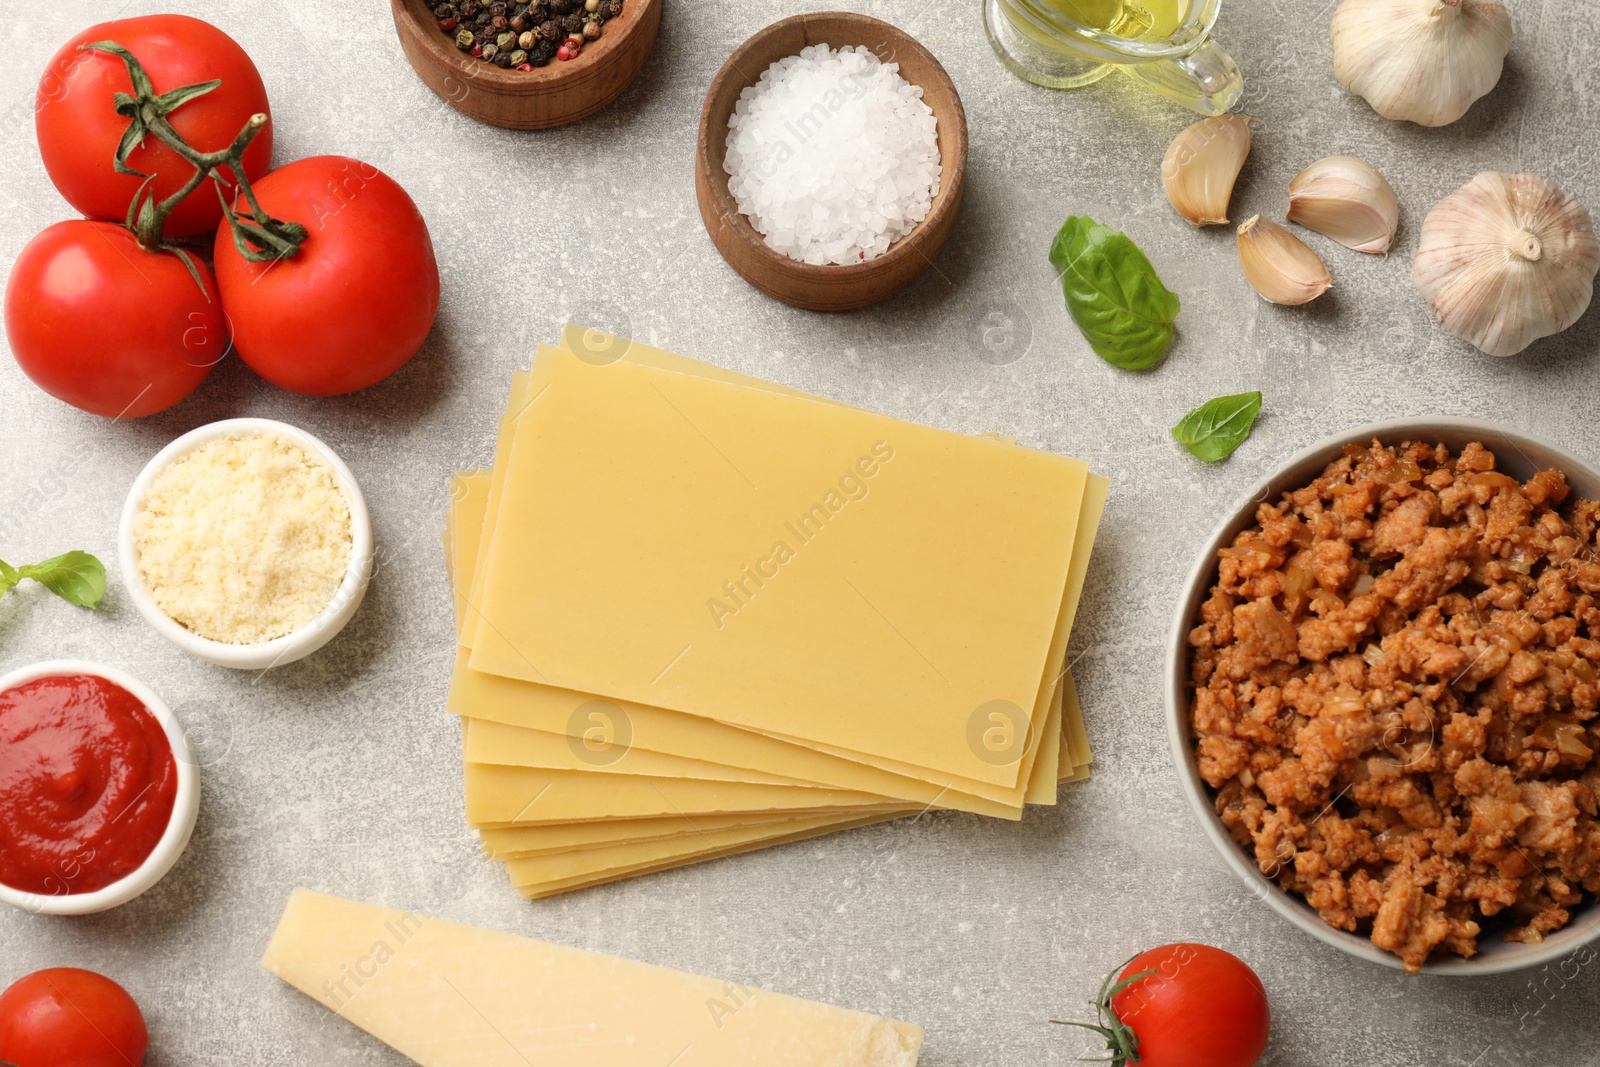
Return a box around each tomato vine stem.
[1050,956,1156,1065]
[78,40,308,283]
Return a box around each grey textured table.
[2,1,1597,1064]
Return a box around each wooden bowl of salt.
[695,12,968,312]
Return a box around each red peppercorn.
[440,16,459,28]
[471,43,483,56]
[517,62,534,71]
[556,43,573,59]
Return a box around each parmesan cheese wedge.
[262,889,923,1067]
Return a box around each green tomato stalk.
[77,40,308,292]
[1050,955,1157,1065]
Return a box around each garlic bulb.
[1238,216,1333,306]
[1414,173,1600,357]
[1163,115,1254,227]
[1331,0,1513,127]
[1287,156,1399,254]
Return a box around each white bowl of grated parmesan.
[119,418,374,671]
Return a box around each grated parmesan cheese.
[133,433,353,645]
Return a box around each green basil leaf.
[1171,392,1263,462]
[18,551,107,609]
[1049,216,1181,371]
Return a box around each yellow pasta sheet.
[468,345,1088,787]
[447,432,1103,816]
[512,812,916,899]
[473,679,1087,859]
[464,762,907,826]
[455,675,1063,819]
[464,716,819,785]
[480,811,816,859]
[504,810,914,888]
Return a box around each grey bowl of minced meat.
[1168,418,1600,975]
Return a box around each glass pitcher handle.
[1119,38,1244,116]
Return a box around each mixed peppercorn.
[434,0,624,68]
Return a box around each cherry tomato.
[5,220,228,418]
[1061,944,1270,1067]
[37,14,273,237]
[0,967,148,1067]
[213,156,439,396]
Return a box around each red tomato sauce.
[0,674,178,896]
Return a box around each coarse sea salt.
[724,44,941,267]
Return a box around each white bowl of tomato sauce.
[0,660,199,915]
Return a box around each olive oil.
[1047,0,1186,38]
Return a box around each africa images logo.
[706,440,895,629]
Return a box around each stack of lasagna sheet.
[442,326,1107,898]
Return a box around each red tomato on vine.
[1056,944,1271,1067]
[212,156,440,396]
[4,221,227,418]
[36,14,272,237]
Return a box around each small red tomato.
[0,967,149,1067]
[36,14,273,237]
[1058,944,1270,1067]
[5,220,227,418]
[212,156,439,396]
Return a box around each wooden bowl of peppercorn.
[390,0,661,130]
[695,12,968,312]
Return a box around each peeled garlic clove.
[1287,156,1400,254]
[1162,115,1254,227]
[1331,0,1512,127]
[1414,172,1600,357]
[1237,215,1333,306]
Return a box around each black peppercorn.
[604,0,622,18]
[437,0,579,73]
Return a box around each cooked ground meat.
[1188,440,1600,971]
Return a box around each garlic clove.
[1331,0,1513,127]
[1237,215,1333,306]
[1287,156,1400,254]
[1414,172,1600,357]
[1162,115,1255,227]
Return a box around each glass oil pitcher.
[984,0,1243,115]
